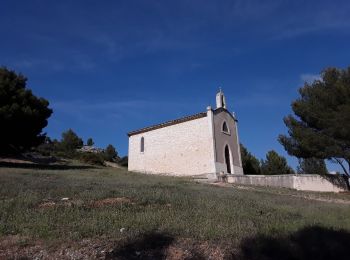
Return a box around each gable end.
[213,107,238,122]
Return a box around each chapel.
[127,90,243,178]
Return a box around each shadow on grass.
[106,232,175,260]
[238,226,350,260]
[0,161,95,170]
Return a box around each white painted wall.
[212,109,243,174]
[128,116,216,176]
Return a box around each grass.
[1,163,350,257]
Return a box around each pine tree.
[279,67,350,176]
[60,129,83,152]
[0,67,52,154]
[240,144,261,175]
[261,150,294,175]
[86,138,94,146]
[297,158,328,175]
[104,144,118,162]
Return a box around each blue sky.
[1,0,350,170]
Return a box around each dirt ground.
[1,164,350,259]
[0,235,233,260]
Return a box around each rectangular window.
[140,137,144,153]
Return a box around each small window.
[140,137,144,153]
[222,121,229,133]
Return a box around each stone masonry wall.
[128,116,216,176]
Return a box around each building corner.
[206,106,218,179]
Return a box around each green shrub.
[86,138,94,146]
[78,153,104,166]
[60,129,83,152]
[104,144,118,162]
[118,156,128,167]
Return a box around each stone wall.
[128,116,216,176]
[227,174,347,192]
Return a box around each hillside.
[1,162,350,259]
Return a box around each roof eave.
[127,112,207,137]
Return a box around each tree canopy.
[60,129,83,152]
[104,144,118,162]
[0,67,52,154]
[240,144,261,175]
[279,67,350,176]
[297,158,328,175]
[86,138,94,146]
[261,150,294,175]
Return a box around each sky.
[1,0,350,170]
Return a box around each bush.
[86,138,94,146]
[36,130,83,159]
[78,153,105,166]
[118,156,128,167]
[60,129,83,152]
[35,137,56,156]
[104,144,118,162]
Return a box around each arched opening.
[140,137,144,153]
[222,121,229,133]
[225,145,232,174]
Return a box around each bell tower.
[216,88,227,109]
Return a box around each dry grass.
[1,163,350,258]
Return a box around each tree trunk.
[347,161,350,190]
[343,160,350,190]
[335,158,349,176]
[342,174,350,191]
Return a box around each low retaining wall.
[227,174,348,192]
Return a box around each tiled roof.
[127,111,207,136]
